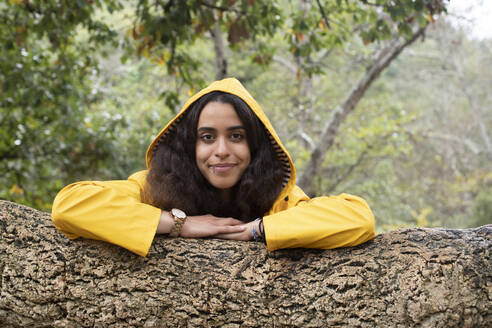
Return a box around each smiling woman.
[141,89,283,227]
[51,78,376,256]
[195,101,251,194]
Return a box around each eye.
[230,132,245,141]
[199,134,215,143]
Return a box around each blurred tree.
[1,0,452,213]
[379,20,492,229]
[294,0,450,195]
[230,10,490,230]
[0,0,124,209]
[471,185,492,227]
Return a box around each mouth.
[209,163,237,173]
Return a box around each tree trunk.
[211,20,228,80]
[1,200,490,327]
[298,27,428,195]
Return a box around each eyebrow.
[197,125,245,132]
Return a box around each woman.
[52,78,375,256]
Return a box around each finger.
[215,231,246,240]
[217,224,247,235]
[216,225,251,240]
[218,218,245,226]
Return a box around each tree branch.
[297,130,316,150]
[324,148,369,193]
[315,0,331,29]
[298,25,428,194]
[420,131,481,155]
[0,200,490,327]
[273,55,297,73]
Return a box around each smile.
[210,164,237,173]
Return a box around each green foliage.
[88,56,180,177]
[284,0,449,76]
[238,14,488,231]
[6,0,484,238]
[471,187,492,227]
[0,0,123,209]
[124,0,284,105]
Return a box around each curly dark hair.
[141,91,285,221]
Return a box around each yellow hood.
[145,77,296,199]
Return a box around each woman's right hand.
[180,214,247,238]
[157,211,246,238]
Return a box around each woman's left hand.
[215,220,260,241]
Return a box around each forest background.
[1,0,491,232]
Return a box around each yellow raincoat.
[52,78,375,256]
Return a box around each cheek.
[239,144,251,164]
[195,144,208,165]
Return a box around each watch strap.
[169,209,186,237]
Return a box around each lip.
[209,163,237,173]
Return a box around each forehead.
[197,101,243,127]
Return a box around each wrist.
[156,210,175,234]
[169,208,187,237]
[251,217,265,243]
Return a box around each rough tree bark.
[297,26,428,195]
[0,200,490,327]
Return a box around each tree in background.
[7,0,487,235]
[0,0,126,209]
[376,20,492,229]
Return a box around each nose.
[214,136,230,159]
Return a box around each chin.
[211,180,238,190]
[214,184,236,190]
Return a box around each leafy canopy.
[1,0,447,210]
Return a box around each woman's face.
[195,101,251,193]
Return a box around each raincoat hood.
[145,77,296,198]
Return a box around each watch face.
[172,208,186,219]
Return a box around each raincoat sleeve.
[51,170,161,257]
[263,186,375,251]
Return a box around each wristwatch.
[169,208,187,237]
